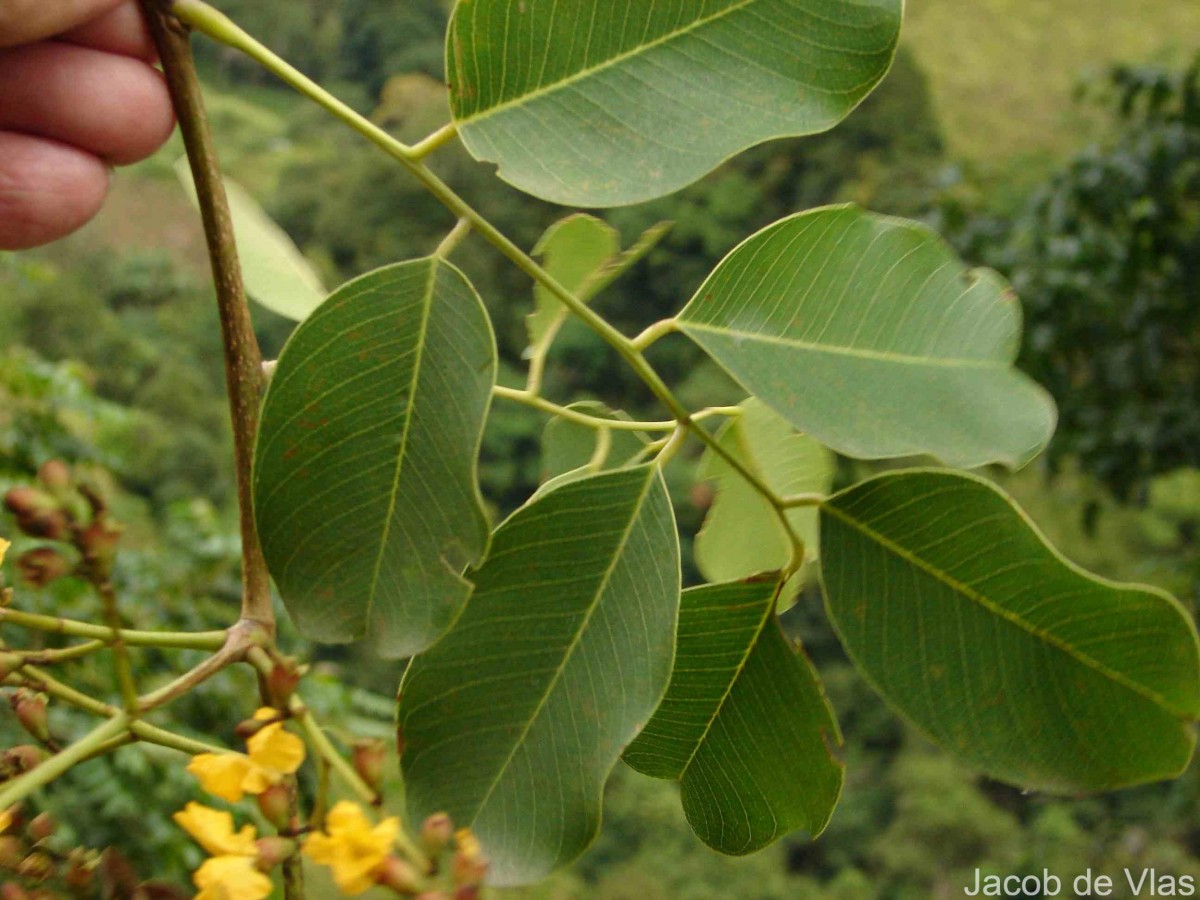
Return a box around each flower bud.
[256,783,291,832]
[451,829,487,888]
[26,813,54,843]
[266,657,302,708]
[254,836,296,870]
[17,850,54,881]
[0,836,23,869]
[376,856,423,894]
[63,854,95,890]
[351,739,387,795]
[36,462,71,494]
[16,549,72,588]
[0,883,29,900]
[421,812,453,858]
[4,488,69,542]
[79,518,122,576]
[11,691,51,744]
[4,746,45,776]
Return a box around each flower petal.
[173,802,258,857]
[247,722,305,776]
[0,537,10,567]
[194,855,274,900]
[187,753,257,804]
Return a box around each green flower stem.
[0,608,227,650]
[588,428,614,471]
[93,579,140,718]
[170,0,804,562]
[16,640,107,665]
[283,691,433,872]
[0,714,130,812]
[16,664,225,755]
[493,386,677,431]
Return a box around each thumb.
[0,0,127,48]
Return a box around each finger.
[0,131,110,250]
[61,1,154,61]
[0,43,174,166]
[0,0,125,48]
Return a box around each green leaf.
[399,465,680,885]
[541,401,649,483]
[447,1,902,206]
[677,205,1058,469]
[528,216,671,352]
[624,579,843,854]
[528,215,620,349]
[253,259,494,657]
[820,469,1200,792]
[175,158,326,321]
[695,399,833,607]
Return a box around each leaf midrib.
[364,258,438,626]
[453,0,758,127]
[677,583,779,779]
[822,501,1187,717]
[470,468,659,823]
[680,321,1006,370]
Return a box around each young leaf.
[399,465,680,885]
[677,205,1058,469]
[446,0,902,206]
[695,399,833,606]
[821,469,1200,792]
[175,158,326,321]
[528,216,670,352]
[528,215,620,350]
[624,579,843,855]
[253,259,494,658]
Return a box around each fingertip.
[0,132,110,251]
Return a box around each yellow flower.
[194,854,273,900]
[187,710,305,802]
[304,801,400,895]
[174,802,258,857]
[0,537,10,566]
[0,807,12,834]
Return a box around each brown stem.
[139,0,273,630]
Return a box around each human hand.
[0,0,175,250]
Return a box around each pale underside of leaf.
[175,158,326,321]
[624,579,843,854]
[820,469,1200,792]
[399,465,680,885]
[447,0,903,206]
[253,259,494,657]
[694,399,832,607]
[678,205,1057,469]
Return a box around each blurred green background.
[1,0,1198,895]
